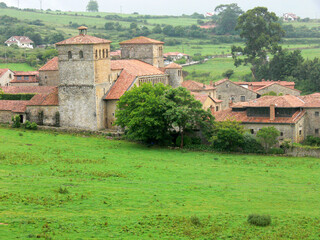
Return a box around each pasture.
[0,63,35,71]
[0,127,319,239]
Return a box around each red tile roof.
[39,57,59,71]
[182,80,215,91]
[10,79,39,83]
[14,71,39,76]
[105,60,166,100]
[110,50,121,57]
[235,80,295,90]
[165,63,182,69]
[5,36,33,44]
[55,34,111,45]
[215,108,306,124]
[234,95,305,108]
[120,36,164,45]
[0,69,12,78]
[1,86,56,94]
[192,92,209,104]
[299,94,320,108]
[213,78,229,86]
[0,100,29,113]
[254,82,301,93]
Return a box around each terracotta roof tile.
[5,36,33,44]
[214,108,306,124]
[39,57,59,71]
[0,100,29,113]
[240,95,305,108]
[213,78,229,86]
[55,34,111,45]
[14,71,39,76]
[0,69,12,78]
[163,52,189,57]
[182,80,215,91]
[191,92,209,104]
[235,81,295,90]
[1,86,56,94]
[254,82,301,93]
[120,36,164,45]
[165,63,182,69]
[105,60,166,100]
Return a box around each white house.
[0,69,14,87]
[5,36,34,49]
[283,13,298,21]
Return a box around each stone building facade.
[39,57,60,86]
[0,69,14,87]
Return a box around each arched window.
[95,50,98,59]
[79,50,84,59]
[68,51,72,60]
[99,49,101,59]
[102,49,105,58]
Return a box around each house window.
[9,74,12,78]
[240,96,246,102]
[299,130,302,136]
[218,95,222,100]
[102,49,105,58]
[68,51,72,60]
[280,132,284,137]
[315,129,319,135]
[112,113,115,116]
[216,106,219,112]
[24,76,29,80]
[95,50,98,59]
[17,76,22,80]
[79,50,84,59]
[315,112,319,117]
[250,129,254,134]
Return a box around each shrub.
[11,115,21,128]
[242,133,264,153]
[222,69,234,79]
[257,127,280,151]
[268,148,285,155]
[303,135,320,146]
[247,214,271,227]
[176,135,192,147]
[58,186,69,194]
[23,120,38,130]
[212,127,244,152]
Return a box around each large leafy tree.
[115,83,171,144]
[231,7,285,79]
[86,0,99,12]
[256,127,280,150]
[214,3,243,35]
[163,87,214,148]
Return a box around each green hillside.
[0,127,320,239]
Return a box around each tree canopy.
[257,127,280,150]
[115,83,214,147]
[214,3,243,35]
[86,0,99,12]
[231,7,285,79]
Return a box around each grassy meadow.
[0,127,320,239]
[0,63,35,71]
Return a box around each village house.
[9,71,39,86]
[38,57,59,86]
[214,94,320,143]
[0,69,14,87]
[5,36,34,49]
[163,52,190,62]
[283,13,298,21]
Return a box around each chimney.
[270,104,275,121]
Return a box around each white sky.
[2,0,320,18]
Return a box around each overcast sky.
[2,0,320,18]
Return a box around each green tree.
[0,2,7,8]
[214,3,243,35]
[163,87,214,148]
[231,7,285,79]
[86,0,99,12]
[212,128,244,152]
[256,127,280,150]
[130,22,138,29]
[104,22,115,30]
[115,83,171,144]
[152,25,162,34]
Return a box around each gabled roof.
[255,82,301,93]
[214,108,305,124]
[14,71,39,76]
[5,36,34,44]
[213,78,229,86]
[55,34,111,45]
[299,93,320,108]
[191,92,222,104]
[105,60,166,100]
[39,57,59,71]
[182,80,215,91]
[214,78,258,94]
[0,68,12,78]
[235,80,295,90]
[165,63,182,69]
[234,95,305,108]
[119,36,164,45]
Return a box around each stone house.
[163,52,190,62]
[5,36,34,49]
[214,79,259,110]
[0,86,58,125]
[214,94,320,143]
[39,57,59,86]
[0,69,14,87]
[192,92,222,112]
[10,71,39,86]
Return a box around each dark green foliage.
[0,93,35,100]
[222,69,234,78]
[190,216,201,226]
[242,133,264,154]
[23,120,38,130]
[231,7,285,79]
[214,4,243,35]
[11,115,21,128]
[176,135,192,147]
[268,148,285,155]
[58,186,69,194]
[212,127,244,152]
[247,214,271,227]
[257,127,280,151]
[303,136,320,147]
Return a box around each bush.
[242,133,264,153]
[176,135,192,147]
[11,115,21,128]
[222,69,234,79]
[303,135,320,146]
[247,214,271,227]
[190,216,201,226]
[23,121,38,130]
[268,148,285,155]
[212,128,244,152]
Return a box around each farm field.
[0,63,35,71]
[0,127,320,239]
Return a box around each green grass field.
[0,63,35,71]
[1,127,320,239]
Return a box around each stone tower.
[165,63,183,88]
[56,26,112,130]
[120,36,164,68]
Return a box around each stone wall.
[136,75,168,87]
[257,84,300,96]
[9,82,39,86]
[105,100,118,129]
[166,68,183,88]
[216,81,258,109]
[286,146,320,158]
[0,111,14,123]
[39,70,59,86]
[304,108,320,137]
[0,70,14,87]
[26,106,59,126]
